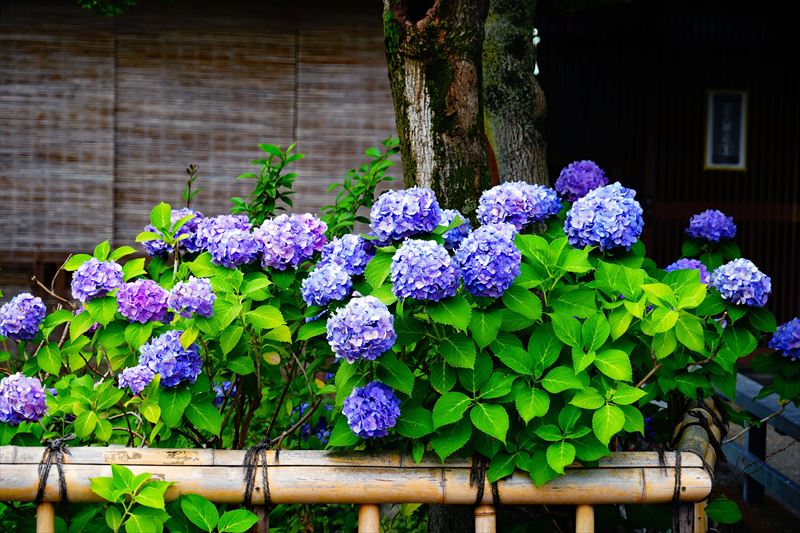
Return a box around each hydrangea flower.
[564,182,643,251]
[326,295,396,363]
[168,277,215,318]
[664,258,711,285]
[477,182,561,231]
[554,160,609,202]
[454,224,521,298]
[142,208,205,256]
[301,261,352,307]
[254,214,328,270]
[118,365,155,395]
[438,209,472,250]
[0,373,47,425]
[138,330,202,388]
[686,209,736,242]
[195,215,252,251]
[342,381,401,438]
[70,258,124,303]
[769,318,800,362]
[292,402,333,443]
[0,293,46,341]
[711,258,771,307]
[117,280,170,323]
[319,234,375,276]
[213,381,236,407]
[391,240,460,302]
[206,229,261,269]
[370,188,442,242]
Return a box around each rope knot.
[36,433,75,504]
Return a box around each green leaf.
[551,314,583,348]
[502,286,542,320]
[560,247,593,274]
[158,387,191,427]
[364,253,393,290]
[546,441,576,475]
[611,384,646,405]
[748,307,776,333]
[675,373,709,398]
[594,349,633,381]
[706,496,742,524]
[105,506,123,531]
[369,283,397,306]
[109,246,137,262]
[534,424,563,442]
[479,373,515,399]
[263,325,291,343]
[125,322,153,349]
[498,309,535,332]
[608,307,633,341]
[74,411,99,438]
[644,308,679,335]
[487,453,517,483]
[570,387,605,409]
[214,299,242,330]
[95,419,113,441]
[37,343,62,375]
[227,356,255,375]
[595,263,644,300]
[432,392,472,429]
[582,313,610,351]
[185,402,223,435]
[440,333,476,369]
[721,327,757,359]
[431,419,472,462]
[376,353,414,396]
[122,258,146,281]
[395,314,426,346]
[653,330,678,360]
[515,387,549,423]
[218,509,260,533]
[85,296,118,326]
[469,310,502,349]
[541,366,583,393]
[428,295,472,331]
[180,326,199,349]
[675,284,707,310]
[90,477,116,502]
[150,202,172,231]
[180,494,219,532]
[457,353,493,393]
[242,277,271,296]
[245,305,285,331]
[641,283,677,307]
[675,314,705,352]
[64,254,93,271]
[470,403,509,443]
[573,435,612,461]
[328,417,361,446]
[42,309,74,330]
[396,407,434,438]
[494,344,534,376]
[141,401,161,424]
[94,240,111,261]
[571,347,596,374]
[681,239,703,257]
[619,405,644,434]
[592,404,625,445]
[135,486,165,510]
[550,288,597,319]
[297,319,327,341]
[527,451,559,486]
[430,359,456,394]
[528,324,562,378]
[219,326,244,355]
[270,270,295,290]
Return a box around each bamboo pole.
[694,501,707,532]
[36,502,55,533]
[357,504,380,533]
[575,504,594,533]
[474,504,496,533]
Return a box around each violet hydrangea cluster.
[686,209,736,242]
[454,223,521,298]
[391,239,460,302]
[342,381,401,439]
[0,373,47,425]
[710,258,772,307]
[0,293,46,341]
[554,160,609,202]
[438,209,471,250]
[564,182,643,251]
[370,187,442,242]
[70,258,124,303]
[194,214,252,250]
[476,182,561,231]
[142,208,205,256]
[301,261,352,307]
[168,277,215,318]
[116,279,170,323]
[206,229,261,269]
[319,234,375,276]
[138,330,202,388]
[665,258,711,285]
[769,318,800,362]
[118,365,155,395]
[254,213,327,270]
[326,295,396,363]
[213,381,236,407]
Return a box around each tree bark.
[383,0,491,215]
[482,0,548,185]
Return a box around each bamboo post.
[36,502,55,533]
[358,504,380,533]
[249,506,269,533]
[694,501,707,533]
[575,504,594,533]
[474,504,496,533]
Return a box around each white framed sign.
[704,90,747,170]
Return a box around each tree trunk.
[383,0,491,215]
[482,0,548,185]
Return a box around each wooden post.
[358,504,380,533]
[575,504,594,533]
[673,502,695,533]
[36,502,55,533]
[694,501,707,533]
[744,423,766,503]
[249,506,269,533]
[474,504,496,533]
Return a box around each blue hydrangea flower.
[0,293,46,341]
[142,208,205,256]
[319,234,375,276]
[118,365,155,395]
[138,330,202,388]
[370,187,442,242]
[564,182,644,251]
[206,229,261,269]
[438,209,472,250]
[70,258,124,303]
[116,280,170,324]
[391,239,460,302]
[0,373,47,425]
[769,318,800,362]
[686,209,736,242]
[664,258,711,285]
[195,215,252,251]
[213,381,236,407]
[477,182,561,231]
[301,261,352,307]
[342,381,401,438]
[254,213,328,270]
[555,160,609,202]
[711,258,771,307]
[454,224,521,298]
[326,295,396,363]
[168,277,216,318]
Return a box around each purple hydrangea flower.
[326,295,396,363]
[213,381,236,407]
[142,208,205,257]
[301,261,352,307]
[138,330,202,388]
[555,160,609,202]
[0,373,47,425]
[168,277,216,318]
[117,280,170,324]
[438,209,472,250]
[206,229,261,269]
[686,209,736,243]
[342,381,401,438]
[769,318,800,362]
[477,182,561,231]
[118,365,155,395]
[664,258,711,285]
[564,182,644,251]
[195,215,252,251]
[0,293,46,341]
[70,258,124,303]
[254,214,328,270]
[454,223,521,298]
[391,239,460,302]
[370,188,442,242]
[711,258,771,308]
[319,234,375,276]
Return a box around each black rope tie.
[35,433,74,504]
[469,456,501,507]
[242,440,274,507]
[671,450,682,503]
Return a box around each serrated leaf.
[141,401,161,423]
[592,404,625,445]
[328,417,361,446]
[125,322,153,349]
[37,343,62,375]
[135,486,165,510]
[431,419,472,462]
[608,307,633,341]
[85,296,118,326]
[180,326,199,349]
[541,366,583,393]
[748,307,776,333]
[457,353,493,393]
[214,299,242,329]
[158,387,191,427]
[432,392,472,429]
[550,289,597,319]
[219,326,243,355]
[676,313,705,352]
[528,324,562,378]
[570,387,605,409]
[242,277,271,296]
[105,507,123,530]
[594,349,633,381]
[571,347,596,374]
[428,295,472,331]
[218,509,260,533]
[546,441,575,474]
[297,319,327,341]
[94,240,111,261]
[676,283,707,310]
[246,305,284,331]
[560,248,593,273]
[376,353,414,396]
[396,407,434,438]
[515,387,549,422]
[122,258,146,281]
[227,356,255,375]
[91,477,116,502]
[479,373,515,399]
[64,254,93,271]
[150,202,172,231]
[185,402,222,435]
[653,330,678,359]
[109,246,137,262]
[644,308,679,334]
[487,453,517,483]
[74,410,99,438]
[469,310,502,349]
[534,424,563,441]
[611,384,646,405]
[440,333,476,369]
[494,344,534,376]
[470,403,509,443]
[502,286,542,320]
[430,359,456,394]
[364,253,393,290]
[582,313,610,351]
[180,494,219,532]
[619,404,644,434]
[551,314,583,348]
